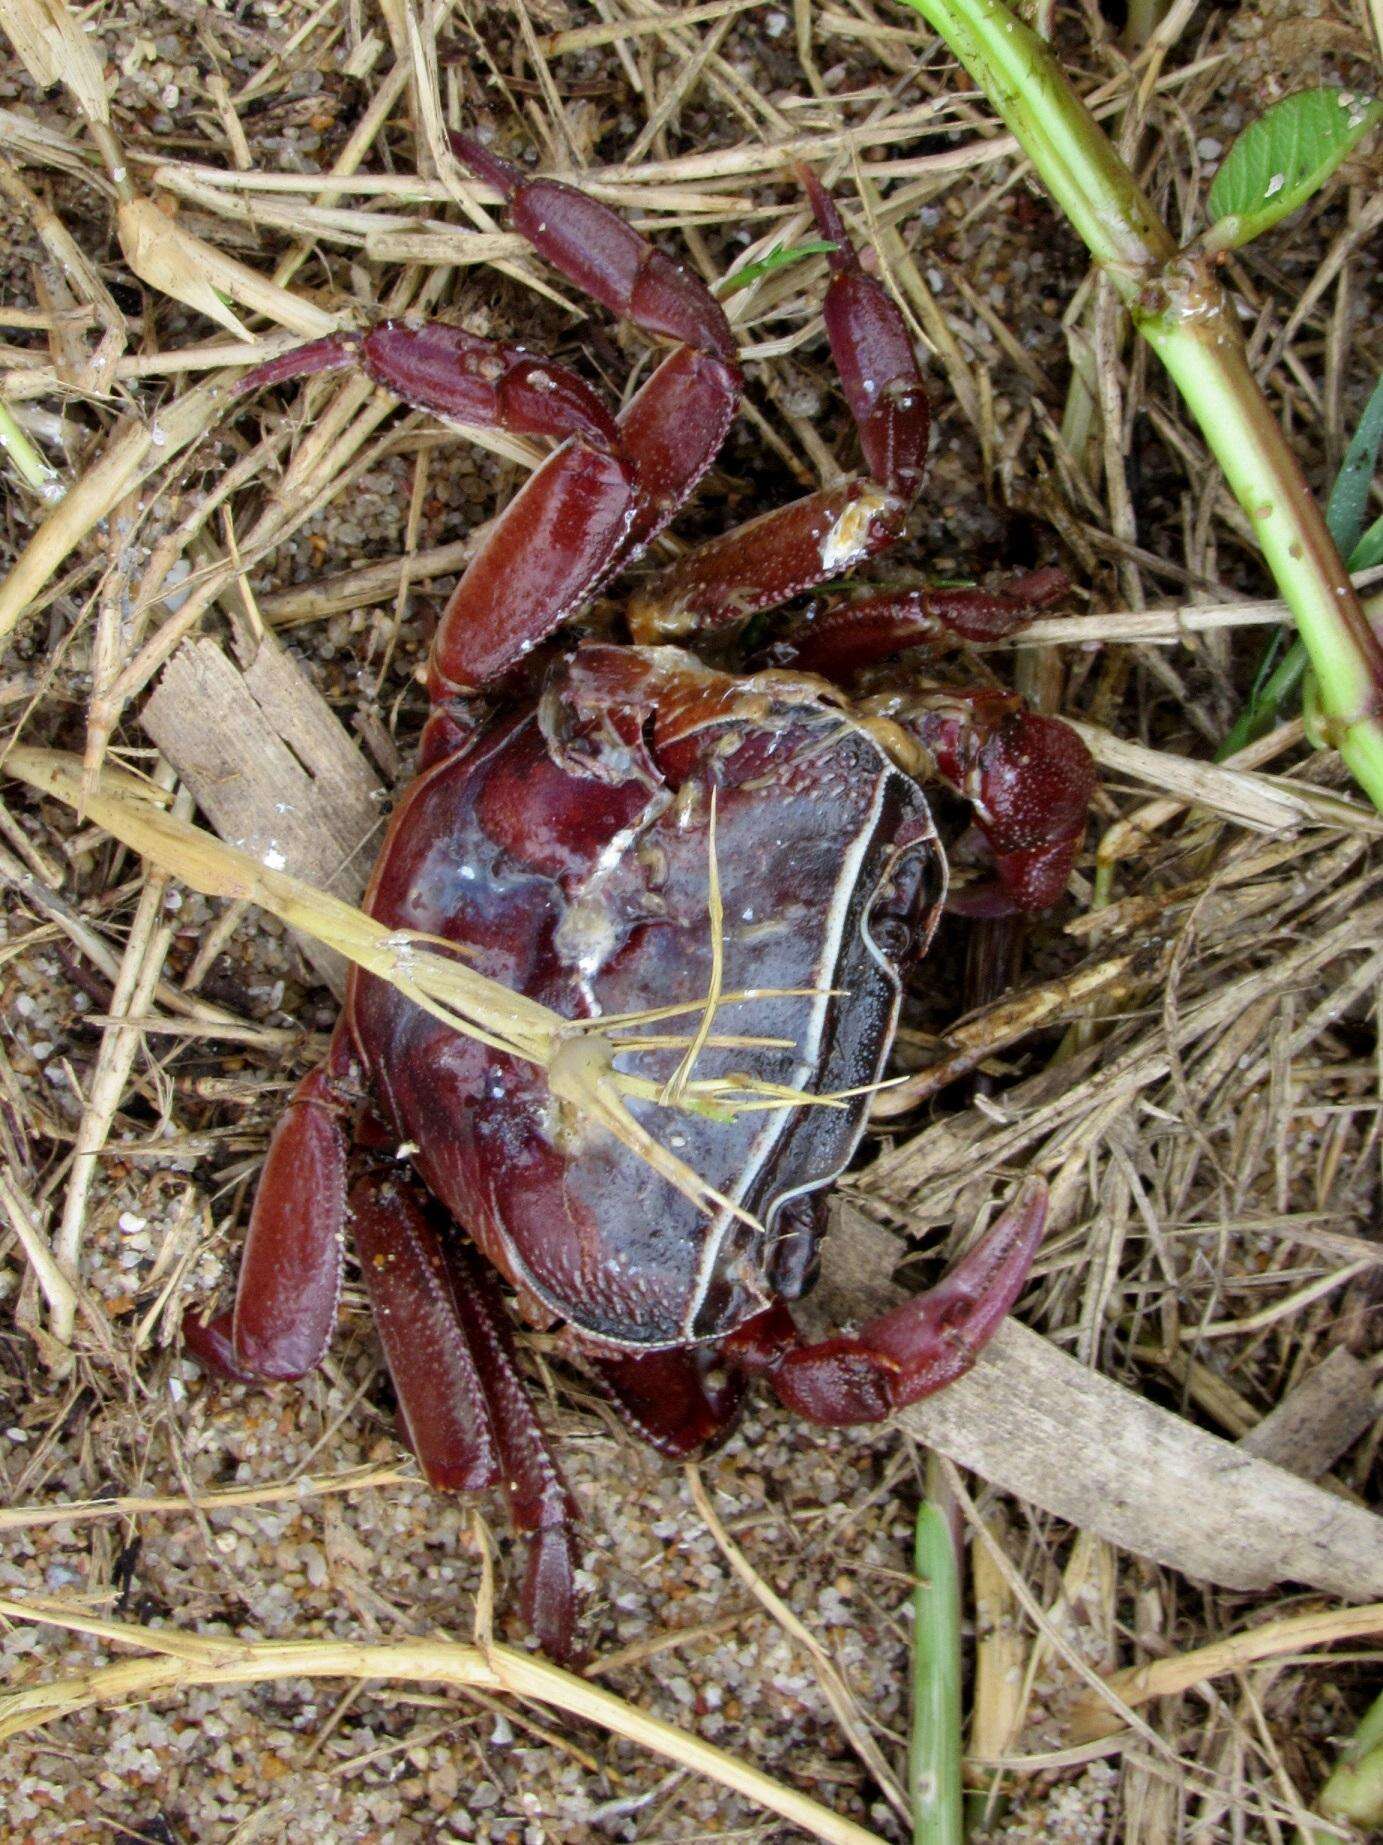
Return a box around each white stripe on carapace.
[676,730,919,1342]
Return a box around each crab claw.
[844,1177,1046,1406]
[726,1178,1047,1425]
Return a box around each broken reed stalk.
[898,0,1383,812]
[3,747,839,1235]
[0,1597,885,1845]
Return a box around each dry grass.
[0,0,1380,1840]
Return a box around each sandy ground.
[1,0,1380,1839]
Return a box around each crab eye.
[871,915,912,961]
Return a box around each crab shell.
[346,641,944,1353]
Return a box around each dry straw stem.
[0,1166,76,1333]
[0,1462,416,1534]
[871,948,1156,1115]
[115,197,340,342]
[0,153,125,394]
[48,778,190,1348]
[1068,720,1383,834]
[0,1598,884,1845]
[1013,567,1383,648]
[1067,1602,1383,1743]
[0,0,108,125]
[0,381,220,647]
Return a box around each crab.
[185,138,1095,1662]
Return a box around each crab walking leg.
[185,1024,359,1382]
[242,138,746,693]
[350,1172,582,1661]
[586,1344,746,1460]
[626,482,910,643]
[235,322,645,699]
[235,322,624,449]
[627,169,932,643]
[616,346,742,554]
[427,438,638,696]
[350,1172,503,1494]
[449,133,743,556]
[439,1243,583,1664]
[772,567,1070,678]
[452,134,739,366]
[800,167,931,502]
[725,1178,1047,1425]
[422,131,755,694]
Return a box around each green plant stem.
[1137,283,1383,797]
[0,399,58,497]
[910,1490,962,1845]
[898,0,1383,813]
[1310,1686,1383,1836]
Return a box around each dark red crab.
[186,139,1095,1661]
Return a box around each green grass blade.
[911,1494,962,1845]
[1326,375,1383,563]
[1311,1686,1383,1835]
[719,239,838,295]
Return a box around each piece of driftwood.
[814,1206,1383,1602]
[142,637,384,993]
[1239,1346,1377,1478]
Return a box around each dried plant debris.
[1,0,1381,1840]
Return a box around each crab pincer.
[904,692,1097,914]
[725,1178,1047,1423]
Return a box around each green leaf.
[1349,512,1383,575]
[1205,89,1382,251]
[718,239,838,295]
[1326,376,1383,562]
